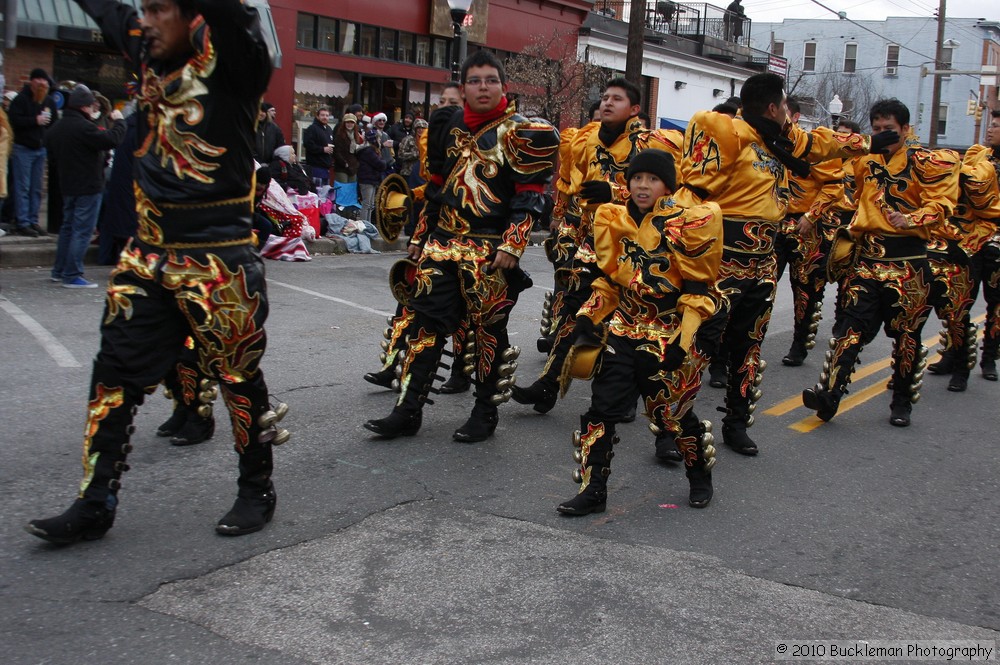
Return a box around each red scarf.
[463,96,509,133]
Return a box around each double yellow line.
[764,313,987,432]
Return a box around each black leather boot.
[25,498,117,545]
[453,403,498,443]
[981,346,998,381]
[216,445,276,536]
[707,360,728,388]
[510,378,558,414]
[364,325,445,439]
[363,366,397,390]
[536,334,554,354]
[676,412,717,508]
[156,403,187,437]
[558,417,614,516]
[27,361,138,545]
[720,397,759,456]
[170,414,216,446]
[927,349,956,375]
[781,341,808,367]
[439,369,470,394]
[653,430,683,464]
[802,386,842,422]
[216,376,287,536]
[889,400,912,427]
[364,410,422,438]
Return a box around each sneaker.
[0,228,6,238]
[14,225,39,237]
[29,223,49,236]
[62,277,99,289]
[50,276,62,283]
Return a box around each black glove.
[662,339,687,372]
[579,180,613,204]
[869,130,900,155]
[571,316,605,347]
[983,239,1000,262]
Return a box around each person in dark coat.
[8,68,58,236]
[302,106,334,185]
[253,102,284,163]
[98,113,139,264]
[357,128,386,222]
[44,84,126,287]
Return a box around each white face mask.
[90,109,102,120]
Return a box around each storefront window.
[360,26,377,57]
[380,30,397,60]
[317,17,336,52]
[399,33,415,64]
[297,13,315,49]
[415,36,430,66]
[431,38,447,69]
[339,22,357,54]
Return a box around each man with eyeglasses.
[364,50,558,443]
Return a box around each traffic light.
[967,98,977,115]
[975,104,983,122]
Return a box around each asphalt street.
[1,246,998,664]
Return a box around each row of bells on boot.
[937,322,980,369]
[568,421,718,483]
[816,338,928,404]
[540,291,554,337]
[164,379,290,445]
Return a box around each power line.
[805,0,939,61]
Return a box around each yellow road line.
[765,312,986,418]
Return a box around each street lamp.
[829,94,843,128]
[448,0,473,82]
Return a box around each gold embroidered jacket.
[674,110,873,223]
[953,144,1000,254]
[411,101,558,258]
[788,154,845,219]
[579,198,723,355]
[850,141,960,240]
[74,0,272,248]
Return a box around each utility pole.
[625,0,645,85]
[927,0,946,148]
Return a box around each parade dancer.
[676,74,896,454]
[802,99,959,427]
[27,0,288,544]
[511,78,682,417]
[556,150,723,515]
[363,51,558,443]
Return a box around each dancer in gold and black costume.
[677,73,892,455]
[363,51,558,443]
[926,109,1000,384]
[27,0,288,545]
[556,150,722,515]
[802,99,960,427]
[775,97,847,367]
[512,78,683,419]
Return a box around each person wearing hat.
[27,0,286,545]
[370,112,394,171]
[253,101,284,164]
[43,84,126,288]
[8,68,59,237]
[556,149,723,515]
[332,112,363,185]
[510,77,682,421]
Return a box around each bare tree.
[505,31,609,127]
[788,56,887,129]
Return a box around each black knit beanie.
[626,149,676,191]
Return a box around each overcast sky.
[745,0,998,24]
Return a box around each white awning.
[294,67,349,99]
[408,87,428,104]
